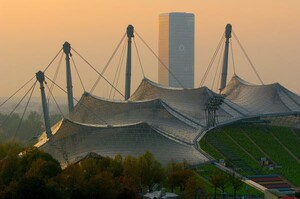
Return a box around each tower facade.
[158,12,195,88]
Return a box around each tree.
[174,169,195,192]
[25,158,61,180]
[17,147,61,178]
[229,172,243,199]
[218,172,228,199]
[86,171,117,199]
[79,158,101,180]
[166,160,184,192]
[0,142,23,186]
[210,171,221,199]
[166,160,204,196]
[0,113,20,140]
[116,176,138,199]
[184,175,203,199]
[15,176,48,199]
[0,112,61,143]
[210,169,228,199]
[0,152,20,186]
[123,155,140,186]
[20,111,42,141]
[138,151,165,191]
[53,163,86,197]
[109,154,123,177]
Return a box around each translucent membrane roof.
[36,76,300,166]
[222,75,300,116]
[37,119,208,167]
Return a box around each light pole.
[205,94,224,128]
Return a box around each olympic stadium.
[33,24,300,167]
[28,24,300,195]
[35,74,300,167]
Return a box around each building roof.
[222,75,300,116]
[35,75,300,166]
[37,119,208,167]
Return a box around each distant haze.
[0,97,67,115]
[1,0,300,101]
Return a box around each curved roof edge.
[35,118,149,148]
[35,118,208,167]
[142,78,194,90]
[222,75,300,112]
[79,91,156,104]
[224,75,282,90]
[130,78,211,99]
[72,91,203,130]
[36,117,199,149]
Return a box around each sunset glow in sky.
[1,0,300,99]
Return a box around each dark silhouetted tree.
[184,175,203,199]
[86,171,117,199]
[138,151,165,191]
[229,172,243,199]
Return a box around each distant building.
[158,12,195,88]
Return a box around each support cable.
[109,39,127,98]
[45,83,65,118]
[47,51,64,105]
[0,81,37,139]
[133,37,145,77]
[45,75,109,125]
[89,33,126,93]
[14,81,37,139]
[45,75,78,104]
[0,81,37,161]
[71,48,125,98]
[216,65,222,93]
[43,48,63,73]
[0,48,63,110]
[200,34,225,87]
[71,55,86,91]
[113,41,127,99]
[230,40,236,75]
[135,31,185,88]
[212,41,225,91]
[232,31,264,85]
[0,76,35,108]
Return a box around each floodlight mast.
[205,94,224,128]
[219,24,232,92]
[63,41,74,113]
[125,25,134,100]
[36,71,52,138]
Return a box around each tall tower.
[158,12,195,88]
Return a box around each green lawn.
[199,124,300,186]
[197,164,263,196]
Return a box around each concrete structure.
[158,12,195,88]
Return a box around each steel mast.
[125,25,134,100]
[36,71,52,138]
[219,24,232,92]
[63,41,74,112]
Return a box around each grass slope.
[200,124,300,186]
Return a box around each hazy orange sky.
[1,0,300,99]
